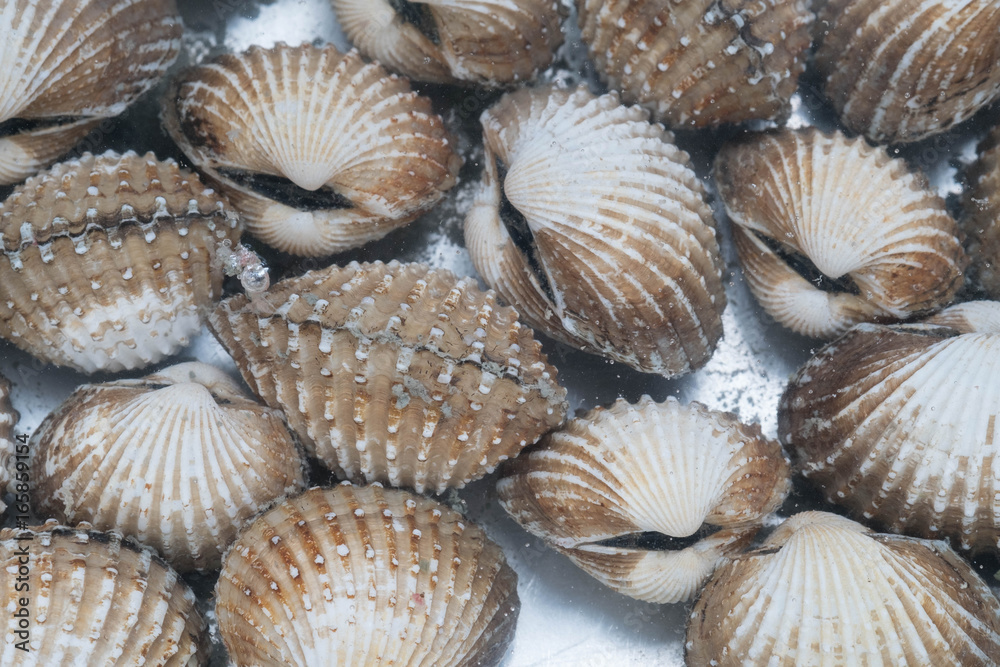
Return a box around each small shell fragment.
[0,373,15,514]
[964,124,1000,297]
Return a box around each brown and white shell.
[0,373,15,514]
[217,484,519,667]
[163,43,461,257]
[209,260,568,494]
[0,522,206,666]
[816,0,1000,144]
[0,0,182,184]
[576,0,813,128]
[465,85,726,377]
[715,128,966,339]
[497,396,790,603]
[965,123,1000,297]
[31,362,306,572]
[0,150,241,373]
[331,0,565,86]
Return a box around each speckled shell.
[465,85,726,377]
[816,0,1000,144]
[965,124,1000,297]
[331,0,564,86]
[0,522,206,666]
[715,128,966,339]
[686,512,1000,667]
[576,0,813,127]
[0,373,15,514]
[217,484,519,667]
[163,43,461,257]
[31,362,305,572]
[0,0,182,184]
[0,151,241,373]
[498,396,790,603]
[209,260,567,494]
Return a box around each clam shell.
[0,150,241,373]
[465,85,726,377]
[965,124,1000,297]
[923,299,1000,334]
[208,260,567,494]
[217,484,519,667]
[163,43,461,257]
[0,373,15,514]
[497,396,790,603]
[0,522,206,666]
[715,128,966,338]
[31,362,306,572]
[576,0,813,127]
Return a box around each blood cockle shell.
[216,484,519,667]
[465,85,726,377]
[0,373,15,514]
[497,396,790,603]
[715,128,966,338]
[0,150,241,373]
[30,362,306,572]
[163,42,461,257]
[965,123,1000,297]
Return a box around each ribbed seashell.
[0,373,15,514]
[0,522,206,666]
[965,124,1000,296]
[465,85,726,377]
[217,484,519,667]
[498,396,790,603]
[31,362,306,572]
[163,43,461,257]
[0,150,241,373]
[209,260,567,494]
[0,0,182,184]
[816,0,1000,144]
[923,299,1000,333]
[576,0,813,127]
[686,512,1000,666]
[715,128,966,339]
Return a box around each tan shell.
[163,43,461,257]
[0,522,206,666]
[816,0,1000,144]
[686,512,1000,667]
[0,150,241,373]
[576,0,813,127]
[0,0,182,184]
[497,396,790,603]
[965,124,1000,297]
[217,484,519,667]
[331,0,564,86]
[209,260,567,494]
[0,373,15,514]
[31,362,306,572]
[465,85,726,377]
[715,128,966,339]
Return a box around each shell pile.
[965,123,1000,297]
[0,372,15,514]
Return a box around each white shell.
[0,373,15,514]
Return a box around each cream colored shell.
[923,300,1000,333]
[0,373,15,514]
[965,124,1000,297]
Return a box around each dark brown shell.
[965,124,1000,297]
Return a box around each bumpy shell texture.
[576,0,814,127]
[0,150,241,373]
[715,128,966,338]
[209,260,567,494]
[164,43,461,257]
[965,124,1000,297]
[498,396,790,603]
[0,373,15,514]
[217,484,519,667]
[0,522,206,666]
[686,512,1000,667]
[31,362,306,572]
[466,85,726,377]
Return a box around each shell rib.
[497,396,790,603]
[217,484,519,667]
[686,512,1000,667]
[715,128,966,338]
[965,124,1000,297]
[465,85,726,377]
[0,373,15,514]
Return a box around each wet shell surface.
[163,42,461,257]
[715,128,966,339]
[0,522,206,666]
[0,150,241,373]
[497,396,790,603]
[0,373,15,514]
[31,362,306,572]
[965,124,1000,297]
[0,0,182,184]
[576,0,813,127]
[686,512,1000,666]
[209,260,567,494]
[816,0,1000,144]
[217,484,519,667]
[465,85,726,377]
